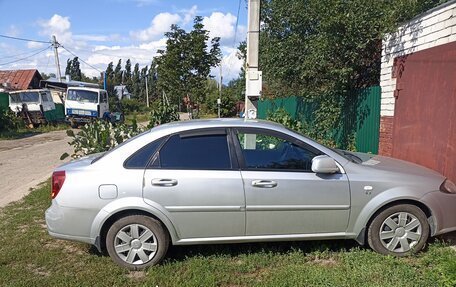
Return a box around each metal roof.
[0,69,42,91]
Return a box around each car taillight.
[51,171,66,199]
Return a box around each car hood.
[352,151,444,180]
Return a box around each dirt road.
[0,130,72,207]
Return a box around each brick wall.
[379,116,394,156]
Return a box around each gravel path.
[0,130,72,207]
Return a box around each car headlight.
[440,179,456,194]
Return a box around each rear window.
[124,137,165,169]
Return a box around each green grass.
[0,123,69,140]
[0,182,455,287]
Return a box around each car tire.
[106,215,169,270]
[367,204,429,256]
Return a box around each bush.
[266,108,304,134]
[61,120,143,159]
[147,101,179,128]
[121,98,148,114]
[0,109,23,132]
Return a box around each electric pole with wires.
[51,35,62,82]
[244,0,262,120]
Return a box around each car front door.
[233,128,350,236]
[142,129,245,239]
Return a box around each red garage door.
[393,41,456,183]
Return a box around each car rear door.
[142,128,245,239]
[233,128,350,236]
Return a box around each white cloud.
[130,12,181,41]
[203,12,237,40]
[73,34,120,42]
[27,41,45,49]
[211,46,243,83]
[182,5,198,25]
[2,9,244,82]
[38,14,73,45]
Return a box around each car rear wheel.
[367,204,429,256]
[106,215,169,270]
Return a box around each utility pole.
[244,0,262,120]
[52,35,62,82]
[145,75,149,108]
[218,64,222,118]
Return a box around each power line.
[61,46,102,73]
[0,47,51,61]
[0,34,51,44]
[0,45,51,66]
[233,0,242,48]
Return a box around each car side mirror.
[311,155,340,174]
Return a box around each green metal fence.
[258,86,381,154]
[0,92,9,112]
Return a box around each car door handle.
[151,178,178,187]
[252,180,277,188]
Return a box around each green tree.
[155,16,221,108]
[124,59,132,92]
[64,57,82,81]
[114,59,122,85]
[257,0,446,146]
[132,63,141,101]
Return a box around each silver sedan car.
[46,119,456,270]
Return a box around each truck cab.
[65,87,109,127]
[9,89,56,126]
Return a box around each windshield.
[10,92,40,103]
[285,127,362,163]
[67,90,98,103]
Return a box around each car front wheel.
[367,204,429,256]
[106,215,169,270]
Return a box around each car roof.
[159,118,284,129]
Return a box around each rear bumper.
[45,200,97,245]
[420,191,456,236]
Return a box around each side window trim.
[233,127,322,172]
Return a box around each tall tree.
[114,59,122,85]
[64,57,82,81]
[259,0,446,97]
[124,59,132,92]
[155,16,221,107]
[132,63,141,101]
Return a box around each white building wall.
[380,1,456,116]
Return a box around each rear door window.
[158,132,232,170]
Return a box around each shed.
[0,69,42,91]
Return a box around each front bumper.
[420,191,456,236]
[45,201,97,245]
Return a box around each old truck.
[65,87,123,127]
[9,89,62,127]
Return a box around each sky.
[0,0,247,82]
